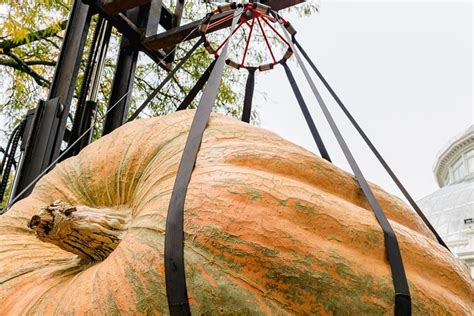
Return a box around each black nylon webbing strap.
[127,37,204,122]
[281,27,411,316]
[293,38,449,251]
[176,59,217,111]
[164,8,242,315]
[242,67,256,123]
[281,61,331,162]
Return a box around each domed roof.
[418,178,473,246]
[434,125,474,187]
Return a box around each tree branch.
[25,60,56,66]
[2,52,51,87]
[0,20,67,51]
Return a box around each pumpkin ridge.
[129,129,193,211]
[122,117,186,203]
[23,265,84,315]
[224,153,433,239]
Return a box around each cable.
[0,121,24,208]
[0,122,23,177]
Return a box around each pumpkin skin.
[0,110,472,315]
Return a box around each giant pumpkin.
[0,110,472,315]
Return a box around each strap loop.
[395,293,412,316]
[164,8,243,315]
[242,67,256,123]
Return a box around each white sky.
[254,0,473,201]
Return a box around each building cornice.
[434,126,474,187]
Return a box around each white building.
[417,125,474,277]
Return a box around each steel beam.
[66,18,112,159]
[101,0,303,14]
[143,11,231,51]
[145,0,163,38]
[85,0,169,70]
[97,0,174,29]
[11,99,63,200]
[142,0,305,51]
[49,0,92,158]
[102,7,142,135]
[163,0,185,64]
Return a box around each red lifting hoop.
[199,2,297,72]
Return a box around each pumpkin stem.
[28,200,129,262]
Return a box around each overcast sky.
[254,0,472,201]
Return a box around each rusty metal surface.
[142,0,305,51]
[101,0,304,15]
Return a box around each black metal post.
[145,0,163,38]
[11,0,91,200]
[65,17,112,159]
[102,7,142,136]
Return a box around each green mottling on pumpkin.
[408,281,451,315]
[126,266,168,313]
[248,190,262,201]
[261,250,400,314]
[185,251,278,314]
[132,213,448,315]
[311,164,323,171]
[366,229,382,244]
[106,292,121,316]
[226,188,241,194]
[124,267,149,312]
[131,227,445,315]
[279,199,288,207]
[294,254,313,267]
[335,262,357,279]
[288,249,298,258]
[327,235,343,242]
[294,201,317,215]
[185,209,198,217]
[254,244,279,257]
[216,178,242,184]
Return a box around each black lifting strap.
[241,67,256,123]
[176,59,217,111]
[164,8,242,316]
[281,61,331,162]
[284,31,411,315]
[292,38,449,251]
[127,37,204,122]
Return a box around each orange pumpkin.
[0,110,472,314]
